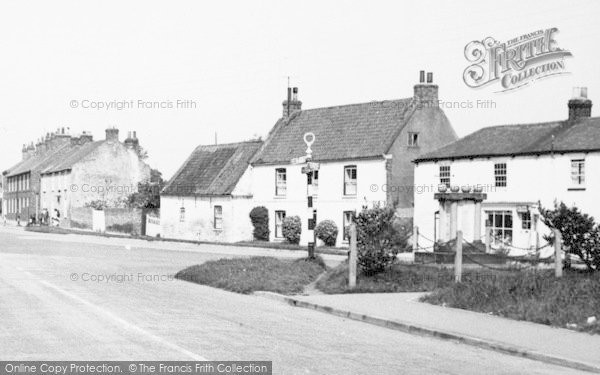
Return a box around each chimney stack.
[413,70,438,108]
[282,86,302,118]
[105,127,119,142]
[22,144,28,161]
[568,87,592,121]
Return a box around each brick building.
[2,127,150,224]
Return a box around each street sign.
[301,162,320,174]
[290,155,308,164]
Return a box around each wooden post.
[554,229,562,278]
[349,223,357,289]
[455,230,463,282]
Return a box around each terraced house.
[413,87,599,255]
[2,127,150,225]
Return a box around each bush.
[282,215,302,244]
[315,220,338,246]
[540,201,600,272]
[355,206,407,276]
[249,206,270,241]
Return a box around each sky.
[1,0,599,179]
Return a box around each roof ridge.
[296,97,413,113]
[194,140,262,149]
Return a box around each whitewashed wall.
[414,152,600,253]
[251,158,388,246]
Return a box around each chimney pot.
[419,70,425,83]
[427,72,433,83]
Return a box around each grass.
[422,269,600,334]
[316,261,499,294]
[175,256,327,295]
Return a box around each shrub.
[315,220,338,246]
[282,215,302,244]
[249,206,270,241]
[355,206,407,276]
[540,201,600,272]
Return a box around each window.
[275,168,287,196]
[179,207,185,222]
[486,210,513,246]
[344,166,357,196]
[571,159,585,185]
[343,211,356,241]
[275,211,286,238]
[408,132,419,147]
[520,211,531,230]
[439,165,451,187]
[494,163,507,187]
[214,205,223,230]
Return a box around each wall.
[413,152,600,253]
[68,142,151,208]
[69,206,93,229]
[387,106,457,215]
[105,208,143,234]
[251,158,388,246]
[160,195,254,242]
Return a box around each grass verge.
[422,269,600,334]
[175,256,327,295]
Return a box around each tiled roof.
[4,144,72,177]
[162,140,263,196]
[41,141,103,174]
[251,99,415,165]
[415,117,600,162]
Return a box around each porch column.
[438,201,446,241]
[450,201,458,240]
[473,201,482,241]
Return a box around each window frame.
[494,163,507,187]
[520,211,531,230]
[275,168,287,196]
[439,165,451,187]
[571,159,585,186]
[343,165,357,196]
[179,207,185,222]
[407,132,419,147]
[486,210,513,246]
[213,205,223,230]
[343,210,356,242]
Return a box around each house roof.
[414,117,600,162]
[41,141,103,174]
[251,98,415,165]
[4,143,72,177]
[162,140,263,196]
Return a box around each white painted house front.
[160,141,262,242]
[413,88,600,256]
[250,72,458,246]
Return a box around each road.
[0,226,587,374]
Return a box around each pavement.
[256,292,600,373]
[0,225,589,374]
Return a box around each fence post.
[554,229,562,278]
[349,223,357,289]
[455,230,463,282]
[412,226,419,251]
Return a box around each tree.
[249,206,270,241]
[127,169,164,210]
[355,206,408,275]
[539,201,600,272]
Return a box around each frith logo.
[463,28,572,92]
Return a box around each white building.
[160,141,262,242]
[249,72,457,246]
[413,88,599,255]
